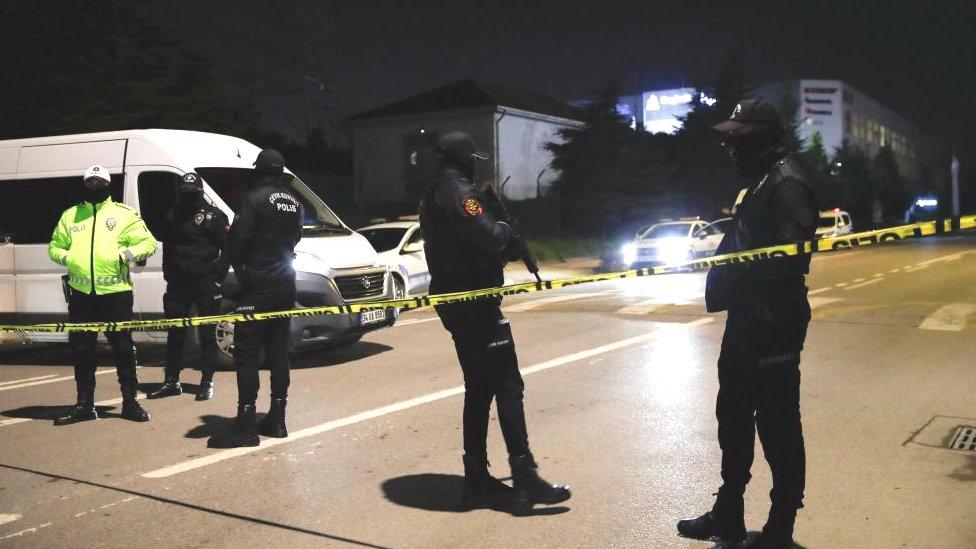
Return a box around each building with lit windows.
[619,79,947,186]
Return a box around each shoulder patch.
[462,196,484,217]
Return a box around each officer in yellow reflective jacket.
[48,165,158,424]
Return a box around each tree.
[872,146,911,223]
[777,91,803,156]
[0,0,239,139]
[546,76,670,236]
[832,141,875,228]
[674,49,755,215]
[798,132,834,208]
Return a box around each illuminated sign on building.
[632,87,718,135]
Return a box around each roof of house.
[347,79,584,122]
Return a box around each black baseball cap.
[712,99,785,138]
[253,148,285,174]
[437,131,491,162]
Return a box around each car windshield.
[642,223,692,239]
[818,216,839,228]
[196,168,349,235]
[359,228,407,252]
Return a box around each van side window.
[137,172,180,239]
[0,174,123,244]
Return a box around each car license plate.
[360,309,386,325]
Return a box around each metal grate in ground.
[948,426,976,451]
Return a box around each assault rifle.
[482,178,542,284]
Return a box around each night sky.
[156,0,974,160]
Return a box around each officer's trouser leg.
[485,311,529,459]
[68,293,98,390]
[193,283,221,380]
[100,292,138,388]
[755,358,805,514]
[264,316,291,400]
[164,285,192,379]
[455,336,493,463]
[234,293,263,407]
[715,326,755,498]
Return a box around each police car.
[815,209,853,239]
[358,220,430,297]
[621,218,725,267]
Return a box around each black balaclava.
[178,172,204,208]
[83,177,111,204]
[725,131,784,179]
[436,131,489,181]
[252,148,285,188]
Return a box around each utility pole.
[951,150,960,217]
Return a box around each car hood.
[635,237,689,248]
[295,232,380,270]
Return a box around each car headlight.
[658,238,691,265]
[292,251,329,274]
[621,243,637,265]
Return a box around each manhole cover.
[949,426,976,451]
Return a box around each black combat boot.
[676,491,747,543]
[208,404,260,448]
[148,375,182,399]
[195,371,214,401]
[120,384,150,422]
[460,454,514,509]
[740,505,796,548]
[57,383,98,424]
[257,398,288,438]
[509,453,571,506]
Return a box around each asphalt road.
[0,235,974,548]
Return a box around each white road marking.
[835,282,848,288]
[807,287,831,296]
[845,277,885,290]
[143,320,701,479]
[919,303,976,331]
[0,374,57,387]
[0,522,51,541]
[809,297,843,309]
[395,317,439,327]
[0,368,137,393]
[504,290,614,312]
[852,277,866,283]
[615,299,668,315]
[905,251,972,273]
[0,514,21,527]
[0,393,147,428]
[888,268,901,273]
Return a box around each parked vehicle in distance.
[620,218,725,267]
[358,220,430,297]
[816,209,853,239]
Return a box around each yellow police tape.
[3,214,974,333]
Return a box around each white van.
[815,209,853,239]
[0,129,395,362]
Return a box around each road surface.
[0,235,974,548]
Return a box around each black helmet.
[436,131,489,179]
[254,149,285,174]
[181,172,202,188]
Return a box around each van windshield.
[196,168,349,235]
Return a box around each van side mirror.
[401,241,424,254]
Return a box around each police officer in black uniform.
[419,131,570,509]
[208,149,303,448]
[148,172,229,401]
[677,100,817,548]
